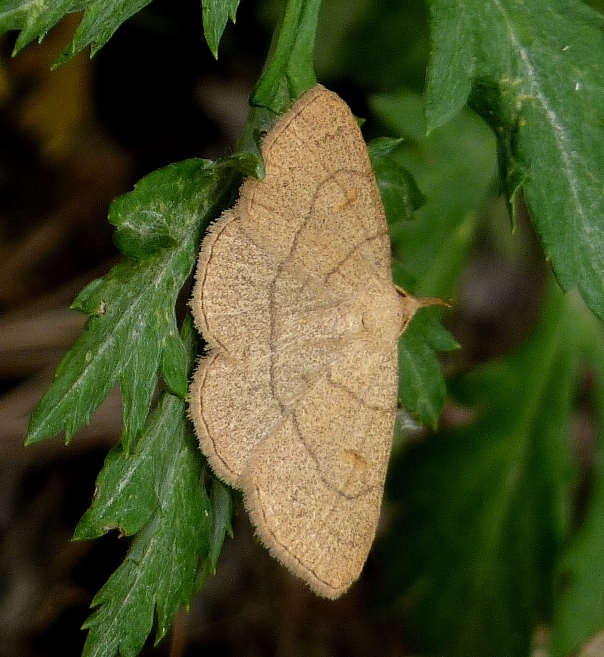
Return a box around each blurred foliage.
[260,0,430,91]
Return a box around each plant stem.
[252,0,322,114]
[236,0,322,178]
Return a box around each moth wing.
[241,347,396,598]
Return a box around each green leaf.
[398,307,458,427]
[370,90,497,298]
[368,140,456,427]
[160,330,190,400]
[79,393,211,657]
[370,93,489,426]
[0,0,80,52]
[74,318,233,657]
[426,0,604,322]
[202,0,241,59]
[196,479,234,586]
[368,137,425,225]
[205,479,233,571]
[383,282,577,657]
[74,391,191,540]
[551,297,604,656]
[0,0,154,64]
[26,159,241,450]
[61,0,153,63]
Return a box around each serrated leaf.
[79,394,211,657]
[202,0,241,59]
[74,392,190,539]
[382,283,578,657]
[26,159,240,450]
[74,318,231,657]
[59,0,152,64]
[426,0,604,322]
[196,478,234,587]
[0,0,154,64]
[2,0,81,53]
[397,307,457,427]
[206,479,233,570]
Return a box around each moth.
[189,85,424,598]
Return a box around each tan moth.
[189,85,425,598]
